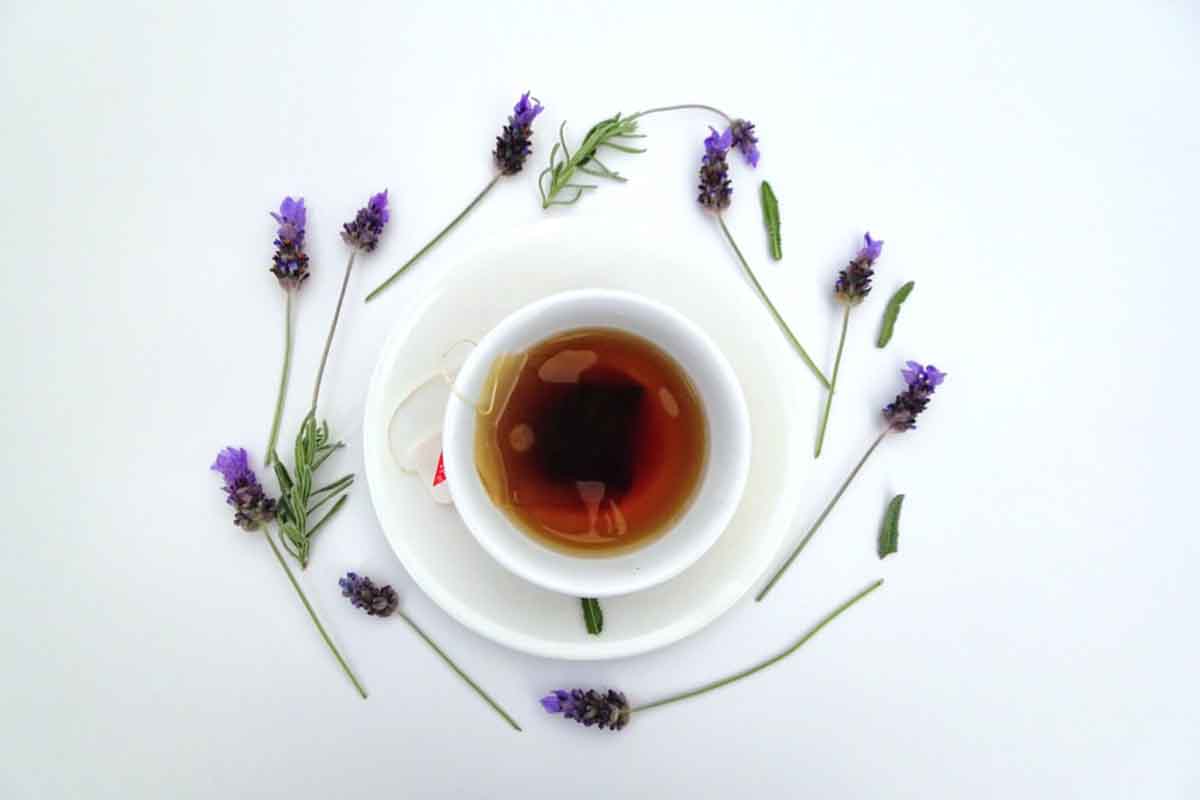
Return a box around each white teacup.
[442,289,751,598]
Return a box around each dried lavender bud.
[211,447,276,531]
[540,689,631,731]
[338,572,399,617]
[834,232,883,304]
[729,118,760,167]
[269,196,309,289]
[697,126,734,211]
[341,190,390,253]
[493,91,544,175]
[883,361,946,431]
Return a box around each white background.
[2,1,1197,797]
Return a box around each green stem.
[814,305,852,458]
[364,176,501,303]
[629,103,735,124]
[265,290,294,465]
[633,579,883,713]
[397,611,522,732]
[717,215,831,389]
[311,251,356,413]
[263,528,367,699]
[756,430,890,602]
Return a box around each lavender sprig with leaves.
[211,447,367,698]
[364,92,544,302]
[814,233,884,458]
[274,191,389,567]
[340,572,522,731]
[542,579,883,732]
[265,197,308,464]
[756,363,946,601]
[697,127,830,389]
[538,103,758,208]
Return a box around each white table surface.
[2,1,1197,797]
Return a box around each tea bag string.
[385,340,516,475]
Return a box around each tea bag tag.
[404,432,452,505]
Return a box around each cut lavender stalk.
[265,197,308,464]
[542,579,883,731]
[340,572,521,731]
[211,448,367,698]
[757,363,945,601]
[365,92,544,302]
[698,127,830,389]
[814,233,884,458]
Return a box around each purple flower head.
[835,232,883,304]
[512,91,544,128]
[339,572,399,617]
[858,232,884,263]
[269,196,310,289]
[729,118,760,167]
[698,127,734,211]
[494,91,544,175]
[883,361,946,431]
[211,447,276,531]
[341,190,390,253]
[540,688,631,731]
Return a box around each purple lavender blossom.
[883,361,946,431]
[211,447,276,530]
[698,126,734,211]
[835,232,884,304]
[339,572,399,617]
[341,191,390,253]
[858,232,884,262]
[540,688,631,731]
[729,118,760,167]
[269,196,309,289]
[494,91,544,175]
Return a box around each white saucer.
[363,218,809,660]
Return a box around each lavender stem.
[718,215,831,389]
[756,429,890,602]
[365,176,501,303]
[263,528,367,698]
[814,305,851,458]
[311,251,356,413]
[631,103,734,124]
[397,611,522,731]
[634,579,883,712]
[265,289,293,465]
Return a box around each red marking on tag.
[432,452,446,486]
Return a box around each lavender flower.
[698,126,734,210]
[494,91,544,175]
[269,197,309,289]
[339,571,522,730]
[341,190,390,253]
[211,447,276,531]
[540,689,631,731]
[339,572,399,617]
[835,232,883,305]
[729,118,760,167]
[883,361,946,431]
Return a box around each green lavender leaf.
[581,598,603,635]
[760,180,781,260]
[879,494,905,559]
[877,281,915,348]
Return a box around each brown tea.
[473,327,708,555]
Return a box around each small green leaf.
[877,281,915,348]
[879,494,905,559]
[581,598,603,635]
[760,180,782,260]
